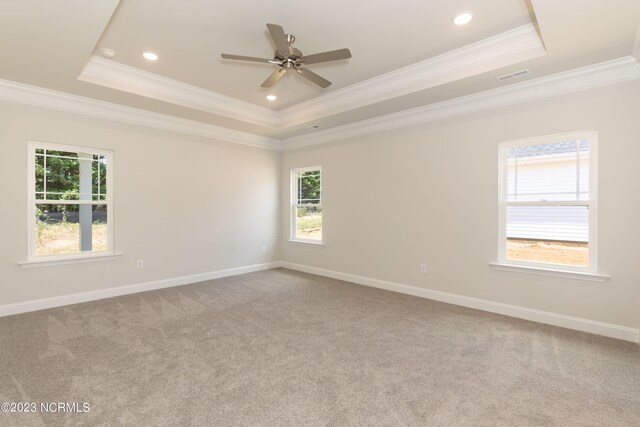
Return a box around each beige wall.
[0,102,281,305]
[281,81,640,330]
[634,23,640,62]
[2,80,639,332]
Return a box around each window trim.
[489,262,609,282]
[290,166,323,245]
[27,141,114,263]
[497,131,598,274]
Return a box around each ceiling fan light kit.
[221,23,352,88]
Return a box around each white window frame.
[291,166,323,244]
[27,141,114,263]
[497,131,598,273]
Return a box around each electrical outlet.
[136,259,144,269]
[261,245,267,254]
[420,263,428,273]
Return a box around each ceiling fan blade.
[260,69,287,88]
[266,23,291,57]
[302,48,352,65]
[221,53,273,63]
[297,68,331,88]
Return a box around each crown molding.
[77,24,545,129]
[79,56,280,128]
[279,24,546,127]
[3,57,638,153]
[282,56,640,150]
[0,79,282,150]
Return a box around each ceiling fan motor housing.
[277,46,302,59]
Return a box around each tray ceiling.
[1,0,639,146]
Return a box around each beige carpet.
[1,268,639,426]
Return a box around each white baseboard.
[281,262,639,343]
[3,260,637,344]
[0,261,282,318]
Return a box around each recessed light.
[100,48,116,58]
[143,52,158,61]
[266,95,277,101]
[453,12,473,26]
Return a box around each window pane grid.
[505,200,590,207]
[40,153,79,161]
[293,168,322,242]
[35,191,106,196]
[33,199,107,205]
[30,143,112,259]
[43,152,47,195]
[507,191,589,197]
[500,134,595,270]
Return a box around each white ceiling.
[93,0,534,108]
[1,0,639,144]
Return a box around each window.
[291,167,322,243]
[498,131,597,271]
[28,142,113,261]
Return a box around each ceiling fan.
[221,23,352,88]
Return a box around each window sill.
[489,263,609,282]
[287,239,325,247]
[19,253,123,269]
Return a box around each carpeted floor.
[1,268,639,426]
